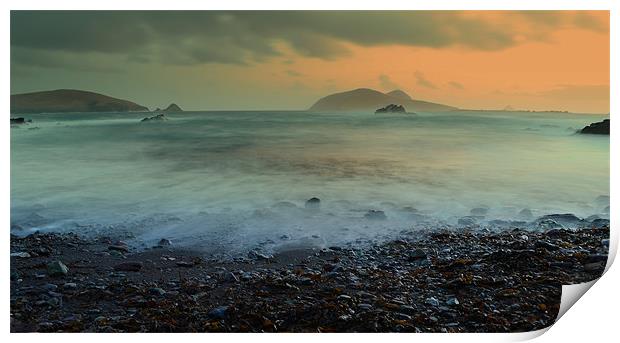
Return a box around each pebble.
[426,297,440,307]
[43,283,58,291]
[63,283,77,290]
[208,306,229,319]
[358,303,373,311]
[11,269,20,281]
[408,249,427,261]
[108,245,129,253]
[446,297,460,306]
[113,262,143,272]
[149,288,166,296]
[47,261,69,276]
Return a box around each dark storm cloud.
[11,11,608,67]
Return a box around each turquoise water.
[10,110,609,253]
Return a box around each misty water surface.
[10,110,609,255]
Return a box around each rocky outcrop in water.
[305,197,321,210]
[375,104,406,114]
[163,103,183,112]
[140,114,168,122]
[10,117,32,125]
[580,119,609,134]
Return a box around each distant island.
[154,103,184,112]
[308,88,457,112]
[10,89,149,114]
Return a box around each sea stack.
[163,103,183,112]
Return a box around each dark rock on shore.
[113,262,143,272]
[46,261,69,276]
[535,214,583,227]
[580,119,609,134]
[375,104,406,114]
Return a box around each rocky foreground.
[11,226,609,333]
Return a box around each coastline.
[10,225,609,333]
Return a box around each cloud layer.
[11,11,609,67]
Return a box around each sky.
[10,11,610,113]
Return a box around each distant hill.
[10,89,149,114]
[309,88,457,112]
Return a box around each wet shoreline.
[10,225,609,332]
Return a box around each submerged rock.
[364,210,387,220]
[157,238,172,247]
[458,216,479,226]
[272,201,298,210]
[595,195,610,206]
[470,207,489,216]
[518,208,533,220]
[305,197,321,210]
